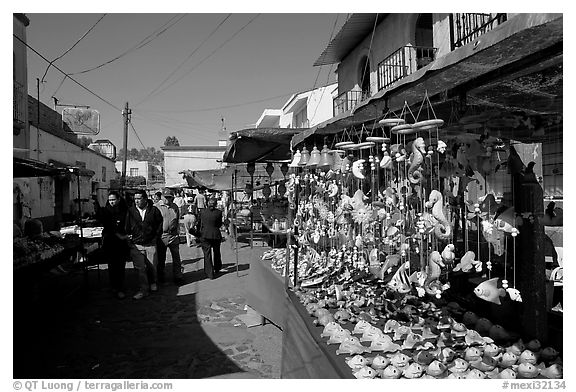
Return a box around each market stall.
[275,92,562,379]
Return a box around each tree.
[78,136,93,148]
[164,136,180,147]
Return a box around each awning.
[223,128,307,164]
[292,13,563,146]
[13,157,66,178]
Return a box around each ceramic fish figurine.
[448,358,470,373]
[489,325,512,343]
[484,343,502,358]
[507,340,526,356]
[413,350,435,366]
[426,360,447,377]
[436,347,456,364]
[321,321,344,338]
[360,326,385,342]
[474,277,506,305]
[381,365,402,379]
[538,363,563,379]
[506,287,523,302]
[466,369,487,379]
[421,326,438,340]
[393,325,412,341]
[526,339,541,353]
[390,353,410,371]
[352,319,372,335]
[326,329,352,345]
[446,371,468,379]
[471,355,498,372]
[450,322,468,337]
[486,368,517,379]
[519,350,538,365]
[402,362,424,379]
[437,332,456,348]
[402,333,424,349]
[475,318,494,335]
[383,319,401,333]
[370,338,400,353]
[345,354,367,369]
[453,250,482,272]
[387,261,412,293]
[353,365,377,379]
[336,336,370,355]
[516,362,540,378]
[370,355,391,370]
[465,329,490,346]
[540,347,559,362]
[465,347,483,362]
[499,352,519,368]
[462,311,479,327]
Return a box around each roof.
[314,14,387,66]
[161,145,227,152]
[13,157,65,178]
[223,128,306,164]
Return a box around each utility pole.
[120,102,130,191]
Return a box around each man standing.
[196,197,223,279]
[156,189,184,285]
[194,187,207,214]
[124,189,163,299]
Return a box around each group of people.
[96,187,225,300]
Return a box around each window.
[293,107,309,128]
[129,168,139,177]
[102,166,107,182]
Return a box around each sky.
[24,12,348,150]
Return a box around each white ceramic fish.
[506,287,523,302]
[360,326,385,342]
[538,363,562,379]
[381,365,402,379]
[402,362,424,379]
[352,319,372,335]
[336,336,370,355]
[320,321,344,338]
[466,369,486,379]
[453,250,482,272]
[484,343,501,358]
[326,329,352,345]
[441,244,455,263]
[383,319,401,333]
[426,360,447,377]
[471,355,498,372]
[499,352,519,368]
[519,350,537,365]
[474,277,506,305]
[448,358,470,373]
[393,325,412,341]
[353,365,377,379]
[465,347,483,362]
[516,362,540,378]
[370,355,391,370]
[370,338,400,353]
[465,329,492,346]
[345,354,367,369]
[402,333,423,349]
[390,353,410,370]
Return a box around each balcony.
[451,13,507,49]
[13,80,25,129]
[377,45,438,90]
[333,89,370,117]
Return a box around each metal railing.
[451,13,507,49]
[13,80,25,125]
[333,89,370,116]
[377,45,437,90]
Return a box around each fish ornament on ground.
[370,337,400,353]
[390,353,411,371]
[426,360,447,377]
[383,319,401,333]
[507,340,526,356]
[413,350,435,366]
[446,371,469,379]
[450,321,468,338]
[371,355,391,370]
[484,343,502,358]
[435,347,456,364]
[421,326,438,340]
[381,365,402,379]
[326,329,352,345]
[499,352,519,368]
[448,358,470,373]
[352,319,372,335]
[336,336,370,355]
[403,362,424,379]
[519,350,538,365]
[538,363,563,379]
[393,325,412,341]
[353,366,377,379]
[360,326,385,342]
[465,329,493,346]
[474,277,507,305]
[486,368,517,379]
[539,347,559,362]
[453,250,482,272]
[465,347,483,362]
[320,321,344,338]
[462,311,479,327]
[466,369,487,379]
[526,339,541,352]
[402,333,424,349]
[471,355,498,372]
[345,355,367,369]
[475,318,494,335]
[516,362,540,378]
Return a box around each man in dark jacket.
[124,190,163,299]
[196,197,223,279]
[96,191,128,299]
[156,189,184,285]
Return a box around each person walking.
[183,208,198,247]
[194,187,207,214]
[196,197,223,279]
[124,189,163,299]
[156,189,184,285]
[96,191,128,299]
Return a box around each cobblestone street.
[13,238,282,379]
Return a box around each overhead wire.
[69,14,187,76]
[41,13,107,83]
[142,14,260,101]
[135,14,232,106]
[15,34,122,113]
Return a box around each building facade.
[114,160,163,187]
[161,146,227,187]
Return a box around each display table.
[245,256,287,329]
[281,290,353,379]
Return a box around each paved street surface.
[13,234,282,379]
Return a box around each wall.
[115,160,149,180]
[13,15,29,159]
[306,84,338,126]
[337,14,419,97]
[163,149,225,187]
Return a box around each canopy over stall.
[223,127,307,164]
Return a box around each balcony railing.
[13,80,25,126]
[333,89,370,117]
[377,45,437,90]
[451,13,507,49]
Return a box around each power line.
[69,14,187,76]
[15,34,122,112]
[41,13,107,83]
[146,14,260,100]
[135,14,232,106]
[129,120,147,150]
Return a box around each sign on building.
[62,108,100,135]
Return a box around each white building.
[255,83,338,129]
[161,145,227,187]
[88,139,117,160]
[114,160,163,186]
